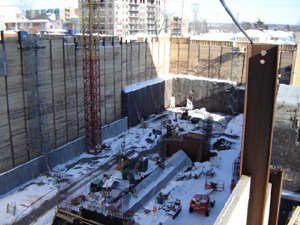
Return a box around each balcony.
[147,8,155,12]
[129,13,139,18]
[129,0,139,5]
[129,26,139,31]
[129,6,139,11]
[129,19,139,24]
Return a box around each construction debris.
[213,138,233,151]
[159,199,182,220]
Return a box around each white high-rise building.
[79,0,166,36]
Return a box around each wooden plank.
[209,46,222,79]
[126,43,132,85]
[11,132,28,166]
[220,46,232,81]
[178,44,189,74]
[169,44,179,74]
[131,43,139,84]
[0,143,13,173]
[139,43,146,82]
[199,45,209,77]
[151,42,158,78]
[187,44,199,75]
[121,44,127,88]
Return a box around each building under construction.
[1,1,300,224]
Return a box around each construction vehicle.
[181,109,189,119]
[189,178,224,216]
[189,194,215,216]
[166,124,184,139]
[90,178,103,193]
[173,109,190,122]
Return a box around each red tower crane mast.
[80,0,102,155]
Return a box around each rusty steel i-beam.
[240,45,279,225]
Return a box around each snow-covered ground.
[134,114,243,225]
[0,108,243,225]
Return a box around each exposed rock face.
[171,77,244,114]
[272,85,300,192]
[122,76,245,127]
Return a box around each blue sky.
[166,0,300,25]
[0,0,299,25]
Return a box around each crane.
[81,0,102,155]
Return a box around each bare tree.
[253,18,267,30]
[241,21,253,30]
[14,0,36,18]
[153,5,167,38]
[193,19,208,34]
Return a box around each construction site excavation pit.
[0,107,243,225]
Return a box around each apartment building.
[166,15,189,36]
[26,8,78,21]
[79,0,166,36]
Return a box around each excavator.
[166,124,184,140]
[173,109,190,122]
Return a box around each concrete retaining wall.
[122,78,165,127]
[102,117,128,140]
[0,117,128,197]
[171,76,244,114]
[271,85,300,192]
[0,136,85,197]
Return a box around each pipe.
[281,190,300,202]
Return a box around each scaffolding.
[20,36,50,158]
[228,48,245,115]
[230,48,245,83]
[197,114,212,162]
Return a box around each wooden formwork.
[0,36,170,174]
[0,34,293,174]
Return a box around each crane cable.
[219,0,253,45]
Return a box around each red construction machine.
[189,178,224,217]
[189,194,215,216]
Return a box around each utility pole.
[236,12,239,33]
[191,3,199,38]
[181,0,184,36]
